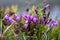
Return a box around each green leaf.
[38,9,43,19]
[28,10,34,14]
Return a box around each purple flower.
[25,20,28,23]
[33,16,38,23]
[22,14,33,20]
[22,14,32,22]
[24,20,28,29]
[14,14,17,17]
[48,19,58,28]
[35,9,38,14]
[24,23,28,29]
[40,17,48,25]
[22,14,27,19]
[4,14,10,20]
[22,14,38,23]
[45,4,50,9]
[14,14,20,21]
[8,17,14,23]
[26,14,30,20]
[25,14,32,22]
[30,15,34,21]
[16,17,20,21]
[4,14,14,23]
[40,18,45,24]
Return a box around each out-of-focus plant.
[1,4,59,40]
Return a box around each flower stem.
[3,23,13,35]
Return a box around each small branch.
[3,23,13,35]
[0,19,2,39]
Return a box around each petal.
[24,23,28,29]
[8,17,14,23]
[45,4,50,9]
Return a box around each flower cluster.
[4,13,20,24]
[48,19,58,28]
[3,4,58,29]
[22,14,38,29]
[22,4,58,29]
[2,4,59,40]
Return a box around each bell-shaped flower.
[8,17,15,23]
[24,20,28,29]
[4,14,10,20]
[14,14,20,21]
[45,4,51,9]
[33,16,38,24]
[48,19,58,28]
